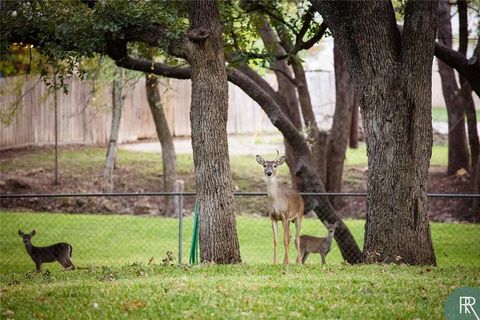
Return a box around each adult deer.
[256,151,304,264]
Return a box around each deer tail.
[69,244,73,258]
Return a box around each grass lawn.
[1,212,479,319]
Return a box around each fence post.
[177,180,184,265]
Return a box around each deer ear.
[18,230,24,237]
[31,230,36,236]
[276,156,286,165]
[256,155,265,165]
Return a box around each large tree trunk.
[145,74,180,217]
[187,0,241,263]
[103,67,125,190]
[312,0,437,265]
[326,43,355,195]
[437,0,470,175]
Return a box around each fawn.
[300,222,338,265]
[18,230,75,272]
[256,151,304,264]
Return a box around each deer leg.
[67,259,75,270]
[282,219,290,264]
[321,253,326,266]
[272,220,278,264]
[35,262,42,272]
[59,258,75,270]
[301,252,309,264]
[294,218,302,264]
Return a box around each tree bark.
[103,66,125,190]
[437,0,470,174]
[326,43,355,196]
[187,0,241,263]
[312,0,437,265]
[349,95,359,149]
[145,74,180,217]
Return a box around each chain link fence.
[1,192,479,273]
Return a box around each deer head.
[256,150,286,178]
[325,222,338,236]
[18,230,36,245]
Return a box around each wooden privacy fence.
[0,75,287,149]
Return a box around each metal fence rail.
[1,192,479,272]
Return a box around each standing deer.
[300,222,338,266]
[256,151,304,264]
[18,230,75,272]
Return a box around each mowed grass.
[2,212,479,273]
[0,212,479,319]
[1,263,479,320]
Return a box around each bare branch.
[434,41,480,97]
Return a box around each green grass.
[1,212,479,272]
[0,264,478,319]
[432,107,448,122]
[1,212,479,319]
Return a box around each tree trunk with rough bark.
[437,0,470,175]
[312,0,437,265]
[187,0,241,263]
[145,74,180,217]
[103,67,125,190]
[349,96,359,149]
[326,43,355,196]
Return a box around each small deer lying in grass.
[18,230,75,272]
[300,222,338,266]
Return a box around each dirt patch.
[1,145,477,222]
[333,166,476,222]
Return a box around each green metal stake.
[189,200,200,265]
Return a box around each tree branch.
[434,41,480,97]
[105,37,191,79]
[297,22,328,52]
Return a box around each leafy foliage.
[1,0,187,78]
